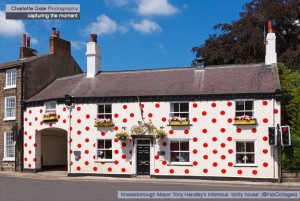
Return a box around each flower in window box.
[169,116,190,126]
[243,155,248,161]
[154,129,167,139]
[115,131,129,141]
[234,115,257,125]
[42,112,57,121]
[94,118,114,127]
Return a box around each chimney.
[49,27,71,57]
[265,20,277,66]
[20,34,37,59]
[86,34,101,78]
[195,56,205,70]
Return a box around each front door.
[136,145,150,175]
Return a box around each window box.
[234,119,257,125]
[116,131,129,141]
[43,114,57,122]
[154,129,167,139]
[169,120,190,126]
[94,118,114,127]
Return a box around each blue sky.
[0,0,249,72]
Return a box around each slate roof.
[27,63,281,102]
[0,54,48,69]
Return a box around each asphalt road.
[0,176,299,201]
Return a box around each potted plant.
[43,112,57,122]
[234,115,257,125]
[94,118,114,127]
[169,116,190,126]
[154,129,167,139]
[115,131,129,141]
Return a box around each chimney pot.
[22,34,26,47]
[265,19,277,65]
[56,31,60,38]
[90,34,97,43]
[52,27,56,36]
[27,37,30,48]
[268,20,273,33]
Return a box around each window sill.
[3,158,15,162]
[4,86,16,90]
[3,117,16,121]
[95,160,114,163]
[234,164,257,167]
[168,163,193,166]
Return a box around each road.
[0,175,299,201]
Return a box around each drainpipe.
[65,95,73,175]
[20,63,25,172]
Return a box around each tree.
[192,0,300,70]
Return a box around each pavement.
[0,170,300,189]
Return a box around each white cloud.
[118,25,128,33]
[71,41,86,50]
[30,37,38,45]
[131,20,161,33]
[104,0,130,7]
[84,15,117,36]
[137,0,178,16]
[155,42,168,54]
[0,10,26,37]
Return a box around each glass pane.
[236,101,244,111]
[245,111,253,116]
[173,113,180,117]
[97,150,104,159]
[170,142,179,151]
[180,141,189,151]
[97,114,105,118]
[180,152,190,162]
[173,103,179,112]
[105,140,112,149]
[180,113,189,118]
[105,150,112,159]
[236,154,245,164]
[105,105,112,113]
[97,140,104,149]
[246,142,254,152]
[98,105,104,114]
[246,154,255,164]
[105,114,112,119]
[236,112,244,116]
[180,103,189,112]
[170,152,179,162]
[245,101,253,110]
[236,142,245,152]
[137,140,150,145]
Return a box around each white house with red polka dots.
[22,25,282,181]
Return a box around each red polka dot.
[184,130,189,135]
[130,161,132,165]
[85,150,89,154]
[63,107,66,111]
[221,128,226,133]
[40,121,43,126]
[184,169,189,174]
[213,149,218,154]
[193,149,198,154]
[24,158,27,162]
[63,119,66,123]
[29,136,32,140]
[77,144,81,148]
[114,126,118,131]
[252,170,258,175]
[77,130,81,135]
[85,161,89,166]
[123,105,127,109]
[155,103,160,108]
[85,138,89,143]
[148,113,153,118]
[211,103,216,107]
[101,132,105,136]
[114,160,119,165]
[220,111,225,115]
[228,149,233,154]
[29,110,32,114]
[70,161,73,166]
[39,109,43,113]
[212,118,217,123]
[122,155,126,159]
[114,138,119,143]
[35,129,39,133]
[25,118,27,122]
[193,137,198,142]
[252,128,257,133]
[114,150,119,154]
[123,118,127,123]
[155,169,160,173]
[86,114,90,119]
[77,107,81,111]
[203,143,208,148]
[24,131,27,135]
[169,130,174,135]
[227,136,232,141]
[263,162,268,167]
[237,170,243,175]
[108,167,112,172]
[35,117,38,121]
[263,101,268,106]
[24,143,27,147]
[154,155,159,160]
[202,129,207,134]
[77,166,81,171]
[130,113,134,117]
[93,143,96,147]
[203,155,208,160]
[193,103,198,108]
[121,168,126,173]
[49,123,53,127]
[70,150,73,154]
[169,169,174,174]
[85,126,90,131]
[192,117,197,122]
[129,150,132,154]
[122,142,126,147]
[101,162,105,165]
[221,169,226,174]
[274,109,278,114]
[57,115,60,119]
[263,136,268,141]
[221,143,226,148]
[193,161,198,166]
[227,118,233,123]
[162,142,167,147]
[28,164,31,168]
[69,115,72,119]
[221,155,226,160]
[29,122,32,126]
[212,137,217,142]
[34,143,37,147]
[228,162,233,167]
[203,169,208,173]
[162,161,167,165]
[213,162,218,167]
[93,167,98,171]
[114,113,119,118]
[77,119,81,123]
[141,104,144,108]
[263,149,268,154]
[263,118,268,123]
[162,117,167,122]
[236,128,242,133]
[227,102,232,107]
[202,111,207,116]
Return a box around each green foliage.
[279,63,300,169]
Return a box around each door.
[136,145,150,175]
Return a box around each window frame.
[234,140,256,166]
[96,139,113,162]
[4,96,16,121]
[44,101,57,113]
[169,139,192,165]
[235,99,254,117]
[5,68,16,89]
[3,131,15,161]
[97,104,112,119]
[169,102,190,118]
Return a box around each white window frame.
[234,140,256,166]
[3,131,15,161]
[170,102,190,118]
[4,96,16,121]
[44,101,56,113]
[97,104,112,119]
[96,139,113,162]
[235,99,254,117]
[169,139,192,165]
[5,68,16,89]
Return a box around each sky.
[0,0,250,72]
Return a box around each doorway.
[136,139,150,175]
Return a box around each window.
[97,139,112,160]
[45,102,56,113]
[170,103,189,118]
[5,68,16,88]
[236,141,255,165]
[3,132,15,161]
[235,100,254,116]
[97,104,112,119]
[5,96,16,119]
[170,140,190,163]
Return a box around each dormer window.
[5,68,16,89]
